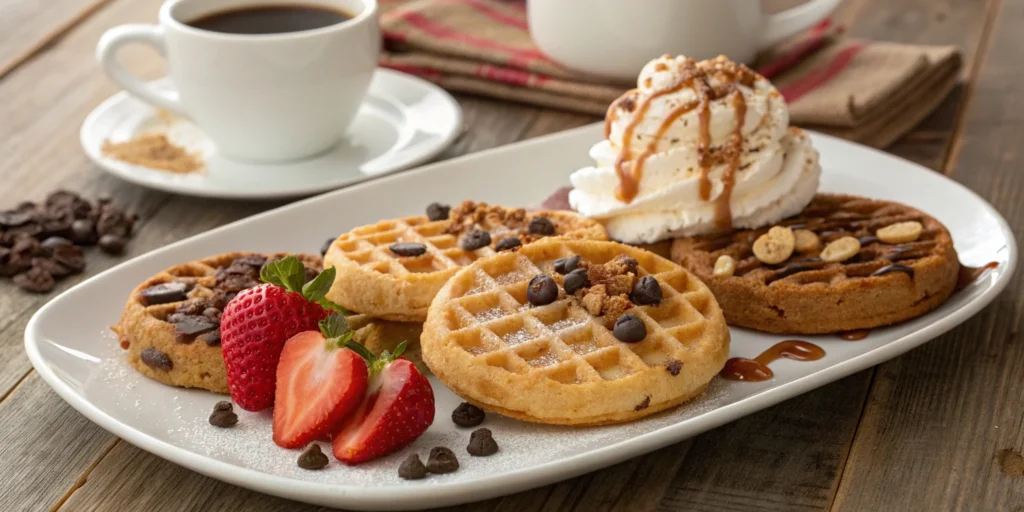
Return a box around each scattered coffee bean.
[613,314,646,343]
[320,237,334,256]
[398,453,428,480]
[426,447,459,474]
[528,216,555,236]
[390,242,427,257]
[39,236,73,255]
[426,202,451,221]
[452,402,485,427]
[0,210,31,228]
[297,444,330,470]
[527,274,558,306]
[553,255,581,275]
[563,268,589,295]
[97,208,133,237]
[71,219,98,245]
[631,276,662,305]
[0,248,31,277]
[41,208,74,238]
[209,401,238,428]
[98,234,127,255]
[495,237,521,252]
[140,347,173,371]
[140,282,189,305]
[52,245,86,273]
[13,267,54,293]
[11,236,41,258]
[467,428,499,457]
[460,229,491,251]
[32,257,72,278]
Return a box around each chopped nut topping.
[444,200,556,244]
[573,255,638,323]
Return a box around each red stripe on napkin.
[779,43,866,102]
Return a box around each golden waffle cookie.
[421,239,730,426]
[324,202,607,322]
[113,252,422,393]
[671,194,960,334]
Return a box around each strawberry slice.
[332,342,435,464]
[273,313,368,449]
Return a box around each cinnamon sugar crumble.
[573,255,639,323]
[444,200,558,244]
[102,133,204,174]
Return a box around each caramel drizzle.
[720,340,825,382]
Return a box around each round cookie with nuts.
[420,238,730,426]
[671,194,960,334]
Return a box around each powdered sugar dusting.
[474,307,507,323]
[501,328,533,346]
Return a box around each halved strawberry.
[332,343,435,464]
[273,313,368,449]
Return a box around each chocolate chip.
[631,276,662,305]
[0,210,31,228]
[140,282,189,305]
[426,447,459,474]
[13,267,54,293]
[71,219,98,245]
[495,237,521,252]
[553,255,581,275]
[528,216,555,236]
[203,307,222,322]
[31,257,72,278]
[460,229,491,251]
[140,348,172,371]
[39,236,73,255]
[666,359,682,376]
[398,454,428,480]
[98,234,127,255]
[452,402,485,427]
[52,245,85,273]
[466,428,499,456]
[613,315,646,343]
[198,329,222,346]
[297,444,329,470]
[527,274,558,306]
[634,396,651,412]
[321,237,334,256]
[426,202,451,221]
[172,315,219,341]
[390,242,427,257]
[563,268,589,295]
[209,402,238,428]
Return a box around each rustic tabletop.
[1,0,1022,510]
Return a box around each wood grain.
[0,0,114,79]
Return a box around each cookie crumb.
[666,359,683,376]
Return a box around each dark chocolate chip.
[0,210,31,228]
[321,237,335,256]
[563,268,589,295]
[426,202,451,221]
[209,402,238,428]
[203,307,222,322]
[460,229,491,251]
[466,428,499,457]
[634,396,651,412]
[297,444,329,470]
[528,216,555,236]
[452,402,485,427]
[666,359,682,376]
[398,454,428,480]
[172,315,219,341]
[39,236,73,255]
[390,242,427,257]
[870,264,915,279]
[98,234,127,255]
[527,274,558,306]
[426,447,459,474]
[13,267,54,293]
[553,255,581,275]
[140,282,189,305]
[613,315,646,343]
[630,276,662,305]
[140,348,173,371]
[232,255,268,268]
[71,219,98,245]
[198,329,222,346]
[495,237,521,252]
[213,401,233,412]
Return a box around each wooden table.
[1,0,1022,510]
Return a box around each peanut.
[876,221,923,244]
[820,236,861,262]
[752,226,795,264]
[793,229,821,253]
[713,255,736,277]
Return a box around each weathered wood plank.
[0,0,113,79]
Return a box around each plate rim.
[28,125,1018,510]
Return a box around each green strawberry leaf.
[380,341,407,362]
[319,311,351,339]
[317,297,352,315]
[346,340,376,363]
[260,255,305,293]
[301,266,335,302]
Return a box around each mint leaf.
[301,266,335,302]
[260,255,305,292]
[318,312,350,339]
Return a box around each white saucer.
[81,69,462,199]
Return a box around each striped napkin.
[379,0,961,148]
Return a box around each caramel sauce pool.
[839,329,870,341]
[956,261,998,291]
[720,340,825,382]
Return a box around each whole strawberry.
[221,256,346,411]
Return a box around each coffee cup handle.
[760,0,841,49]
[97,24,185,115]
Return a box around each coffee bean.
[98,234,127,255]
[53,245,85,273]
[97,208,132,237]
[460,229,491,251]
[140,282,189,305]
[528,216,555,236]
[41,208,74,237]
[630,276,663,305]
[39,236,73,255]
[467,428,499,457]
[426,202,451,221]
[0,248,31,277]
[297,444,329,470]
[0,210,31,228]
[209,402,238,428]
[495,237,521,252]
[452,402,485,427]
[398,454,428,480]
[320,237,334,256]
[553,255,581,275]
[32,257,72,278]
[13,267,54,293]
[71,219,98,245]
[390,242,427,257]
[527,274,558,306]
[11,236,41,258]
[426,447,459,474]
[140,348,173,371]
[613,315,647,343]
[563,268,589,295]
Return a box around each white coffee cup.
[527,0,840,81]
[97,0,381,163]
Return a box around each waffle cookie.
[324,201,607,322]
[113,252,422,393]
[671,194,960,333]
[421,239,730,426]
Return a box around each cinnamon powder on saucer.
[102,133,204,174]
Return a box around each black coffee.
[187,4,352,35]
